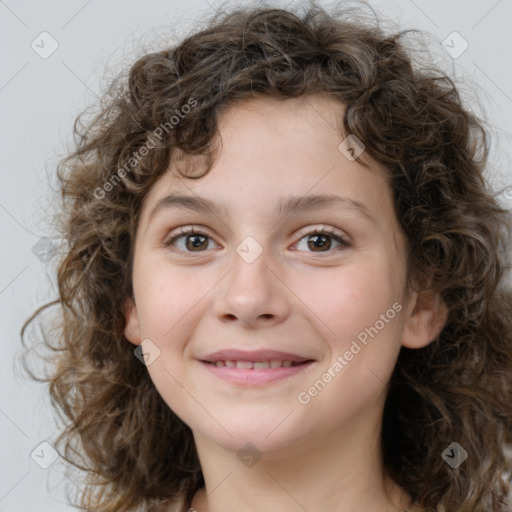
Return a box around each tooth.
[236,361,254,369]
[213,360,300,369]
[253,361,270,370]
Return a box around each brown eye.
[164,228,216,253]
[295,228,350,254]
[163,226,350,256]
[184,233,209,251]
[306,233,332,251]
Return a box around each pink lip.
[200,360,315,385]
[201,349,312,363]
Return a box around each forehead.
[139,94,396,233]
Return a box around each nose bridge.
[214,233,289,326]
[229,235,276,298]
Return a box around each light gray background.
[1,0,511,510]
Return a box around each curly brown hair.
[20,1,512,511]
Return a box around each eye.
[163,225,351,255]
[163,227,218,253]
[293,225,351,254]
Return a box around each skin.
[124,94,448,512]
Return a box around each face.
[124,94,441,457]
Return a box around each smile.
[205,360,305,369]
[200,359,315,385]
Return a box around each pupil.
[308,234,330,251]
[187,234,207,250]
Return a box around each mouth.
[203,360,309,369]
[198,349,316,385]
[201,349,314,365]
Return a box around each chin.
[196,421,305,456]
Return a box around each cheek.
[292,258,403,344]
[136,264,209,420]
[137,264,186,328]
[294,265,404,422]
[134,259,208,340]
[330,266,404,383]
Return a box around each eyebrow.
[148,193,377,225]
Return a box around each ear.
[123,297,142,346]
[401,288,449,349]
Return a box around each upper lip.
[201,349,314,363]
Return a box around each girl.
[21,1,512,511]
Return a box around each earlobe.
[401,289,449,349]
[123,297,142,346]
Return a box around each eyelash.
[163,225,351,256]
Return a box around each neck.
[189,406,412,512]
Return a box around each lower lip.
[200,361,315,385]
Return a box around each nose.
[213,247,291,328]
